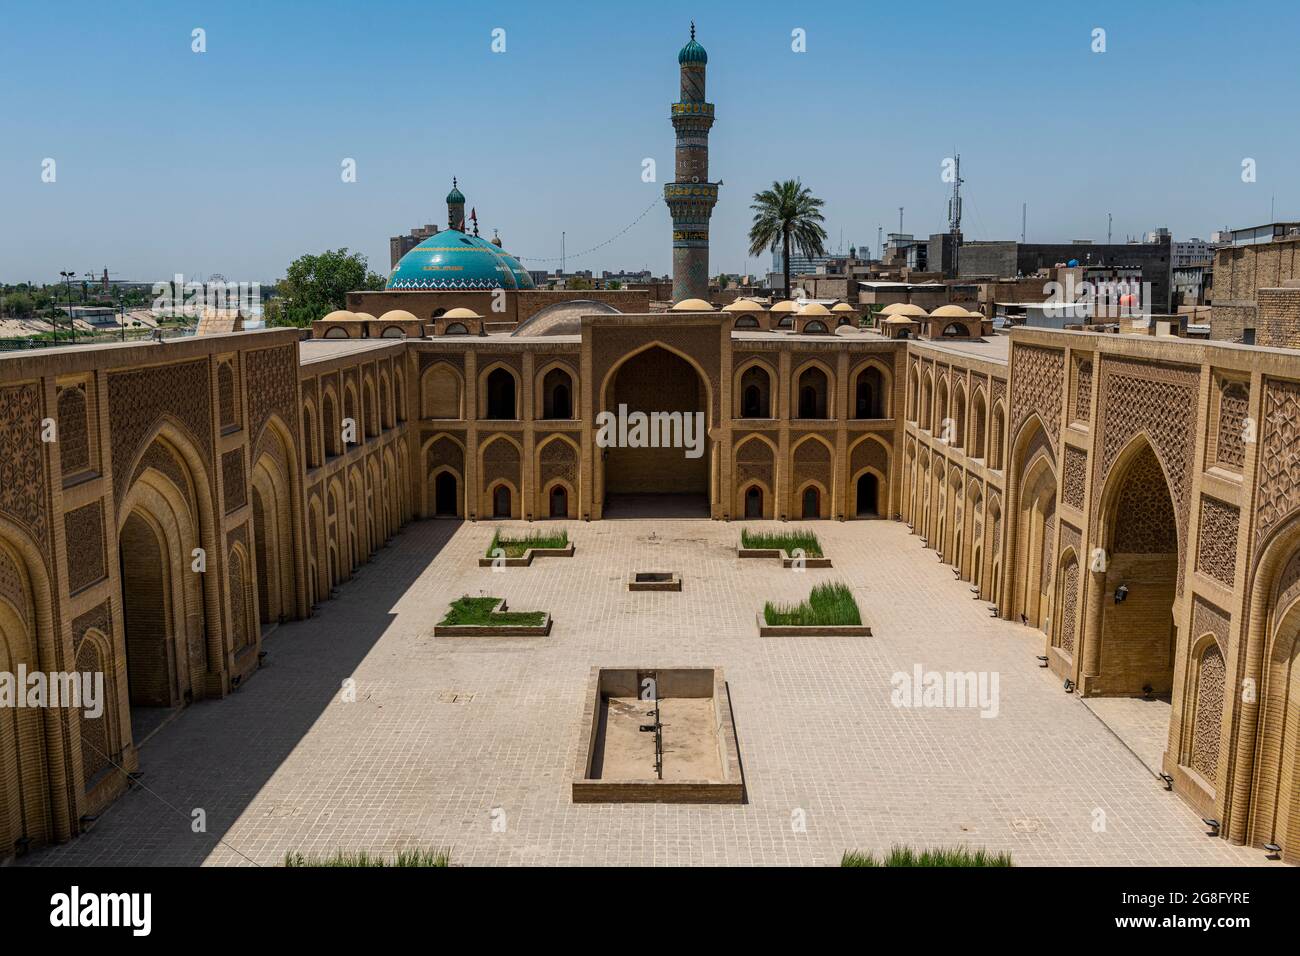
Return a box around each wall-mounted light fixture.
[1114,583,1129,604]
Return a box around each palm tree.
[748,180,828,301]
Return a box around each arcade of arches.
[3,313,1300,863]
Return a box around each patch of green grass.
[283,848,451,867]
[841,845,1013,867]
[763,582,860,627]
[487,527,569,558]
[741,527,823,558]
[438,596,546,628]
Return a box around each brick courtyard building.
[1,27,1298,867]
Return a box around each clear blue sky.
[2,0,1296,285]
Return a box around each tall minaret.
[665,22,718,302]
[447,177,466,231]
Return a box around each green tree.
[747,179,828,301]
[269,248,385,328]
[3,291,35,317]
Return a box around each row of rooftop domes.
[670,297,858,316]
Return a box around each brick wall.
[1257,287,1300,348]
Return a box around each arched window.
[542,368,574,419]
[942,322,970,337]
[434,471,458,516]
[444,322,469,335]
[804,320,828,333]
[971,391,988,459]
[485,368,517,420]
[734,315,760,329]
[854,367,884,419]
[740,365,771,419]
[322,392,340,458]
[802,486,820,519]
[990,403,1006,469]
[549,485,568,518]
[856,473,879,516]
[492,484,511,518]
[797,367,829,419]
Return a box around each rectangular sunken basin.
[433,598,552,637]
[628,571,682,592]
[477,543,575,567]
[573,667,744,804]
[737,547,833,569]
[755,612,872,637]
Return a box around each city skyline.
[2,0,1297,284]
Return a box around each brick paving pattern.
[25,518,1265,866]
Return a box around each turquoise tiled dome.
[386,229,536,291]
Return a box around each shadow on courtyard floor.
[24,518,460,867]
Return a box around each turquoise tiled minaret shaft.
[665,22,718,302]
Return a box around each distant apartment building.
[389,223,439,269]
[958,234,1172,313]
[772,248,836,277]
[1172,237,1216,268]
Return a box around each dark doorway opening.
[434,472,458,517]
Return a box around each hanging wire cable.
[512,197,662,264]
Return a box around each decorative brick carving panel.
[1073,358,1093,423]
[1010,345,1064,456]
[1191,643,1225,785]
[851,436,888,478]
[109,360,211,504]
[1060,521,1082,559]
[538,437,578,487]
[72,600,111,654]
[1063,446,1087,510]
[1111,444,1178,554]
[1215,381,1248,470]
[427,436,464,475]
[1196,497,1239,587]
[482,436,520,486]
[0,383,50,551]
[1254,377,1300,554]
[1191,595,1231,647]
[1093,358,1197,584]
[57,384,91,475]
[0,546,30,631]
[1057,554,1079,656]
[65,502,105,593]
[793,438,832,490]
[246,346,298,445]
[222,450,246,514]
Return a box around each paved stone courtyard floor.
[27,517,1268,866]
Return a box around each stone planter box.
[572,666,744,804]
[477,543,575,567]
[755,612,871,637]
[628,571,682,592]
[737,547,833,569]
[433,599,553,637]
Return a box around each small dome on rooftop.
[931,304,978,318]
[770,300,798,313]
[880,302,927,317]
[671,297,714,311]
[797,302,831,316]
[442,307,482,320]
[321,310,355,323]
[722,299,764,312]
[378,309,419,323]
